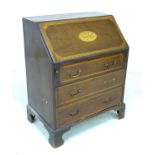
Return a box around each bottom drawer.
[56,87,122,128]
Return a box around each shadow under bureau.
[23,12,129,148]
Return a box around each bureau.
[23,12,129,148]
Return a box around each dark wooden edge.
[121,49,129,103]
[57,48,129,65]
[27,102,125,148]
[37,22,61,88]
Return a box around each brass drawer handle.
[69,109,79,116]
[104,60,117,69]
[69,69,82,78]
[113,60,117,65]
[103,100,109,104]
[70,89,81,96]
[102,97,113,105]
[104,63,110,69]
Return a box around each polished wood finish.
[56,70,125,105]
[23,12,129,148]
[60,53,124,83]
[23,19,56,128]
[39,15,128,63]
[56,87,122,128]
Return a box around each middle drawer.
[56,69,125,106]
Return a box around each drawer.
[60,53,124,83]
[56,87,122,128]
[56,69,124,106]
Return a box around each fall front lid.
[39,15,128,62]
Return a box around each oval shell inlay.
[78,31,97,42]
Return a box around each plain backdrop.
[0,0,154,155]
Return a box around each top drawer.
[60,53,124,83]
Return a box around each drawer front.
[56,87,122,128]
[56,69,124,106]
[60,53,124,83]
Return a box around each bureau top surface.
[25,12,128,63]
[25,12,106,22]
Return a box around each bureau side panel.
[23,19,56,128]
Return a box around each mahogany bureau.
[23,12,129,148]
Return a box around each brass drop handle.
[103,100,109,105]
[69,109,79,116]
[70,89,81,96]
[104,63,110,69]
[69,69,82,78]
[102,97,113,105]
[104,60,116,68]
[112,60,117,65]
